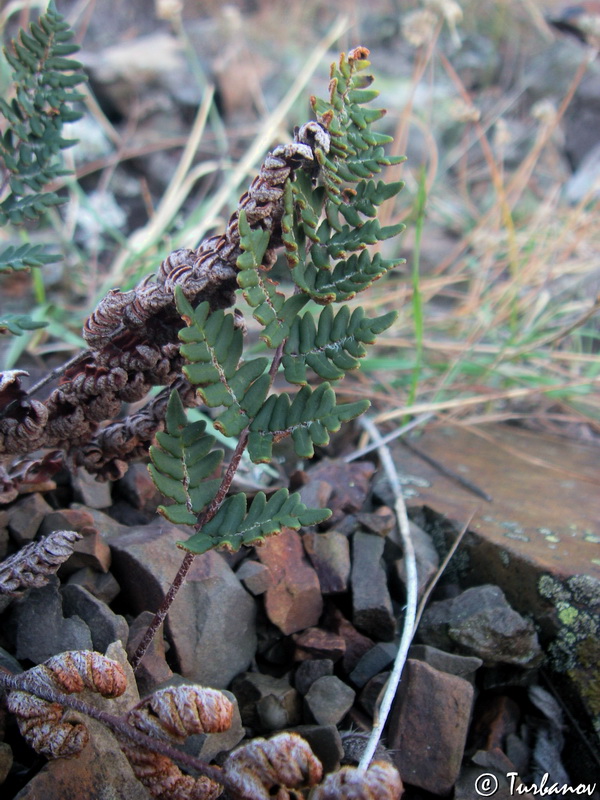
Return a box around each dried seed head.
[310,760,403,800]
[0,530,83,595]
[348,46,370,62]
[402,9,438,47]
[224,732,322,800]
[7,692,89,759]
[43,651,128,697]
[120,746,222,800]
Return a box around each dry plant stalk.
[0,528,82,594]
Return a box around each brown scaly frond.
[0,124,324,483]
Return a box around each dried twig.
[355,416,418,772]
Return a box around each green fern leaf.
[176,289,271,436]
[236,208,309,347]
[247,383,369,462]
[282,304,397,384]
[148,391,224,525]
[177,488,331,554]
[0,313,48,336]
[0,243,59,273]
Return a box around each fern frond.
[282,304,397,384]
[0,0,86,225]
[236,208,309,347]
[0,243,59,273]
[0,313,47,336]
[148,391,224,525]
[176,289,271,437]
[247,383,369,463]
[177,488,331,554]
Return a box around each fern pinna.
[149,47,405,556]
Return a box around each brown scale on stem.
[0,122,328,485]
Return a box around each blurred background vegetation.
[1,0,599,440]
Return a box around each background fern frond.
[0,0,86,226]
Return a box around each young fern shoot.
[136,46,406,668]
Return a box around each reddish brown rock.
[299,459,376,525]
[326,607,375,674]
[292,627,346,662]
[303,529,350,594]
[258,527,322,635]
[388,658,474,794]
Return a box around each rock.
[116,462,163,514]
[12,577,93,663]
[232,672,300,732]
[108,521,256,687]
[71,467,112,509]
[408,644,482,682]
[393,520,440,598]
[358,671,390,717]
[235,559,273,595]
[65,567,121,604]
[292,627,345,662]
[258,527,322,635]
[289,724,344,773]
[304,675,355,727]
[7,493,52,545]
[0,741,12,784]
[388,659,474,794]
[40,509,111,574]
[326,607,375,674]
[356,507,396,537]
[300,460,376,526]
[39,507,96,536]
[454,764,514,800]
[61,584,129,652]
[351,532,396,641]
[349,641,397,688]
[303,530,351,594]
[0,645,22,675]
[418,584,543,667]
[294,659,334,696]
[126,611,173,695]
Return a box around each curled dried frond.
[43,651,128,697]
[0,530,82,595]
[224,732,323,800]
[6,691,89,759]
[127,685,233,742]
[309,760,403,800]
[120,746,223,800]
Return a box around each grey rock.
[289,725,344,773]
[65,567,121,604]
[12,577,93,663]
[235,559,272,595]
[126,611,173,695]
[304,675,355,727]
[349,641,397,688]
[0,645,22,675]
[409,643,482,682]
[61,583,129,652]
[232,672,300,732]
[7,493,52,546]
[418,584,542,667]
[393,520,440,598]
[294,658,334,695]
[109,521,256,687]
[303,529,351,594]
[358,671,390,717]
[117,462,163,513]
[71,467,113,509]
[388,659,474,794]
[351,532,396,641]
